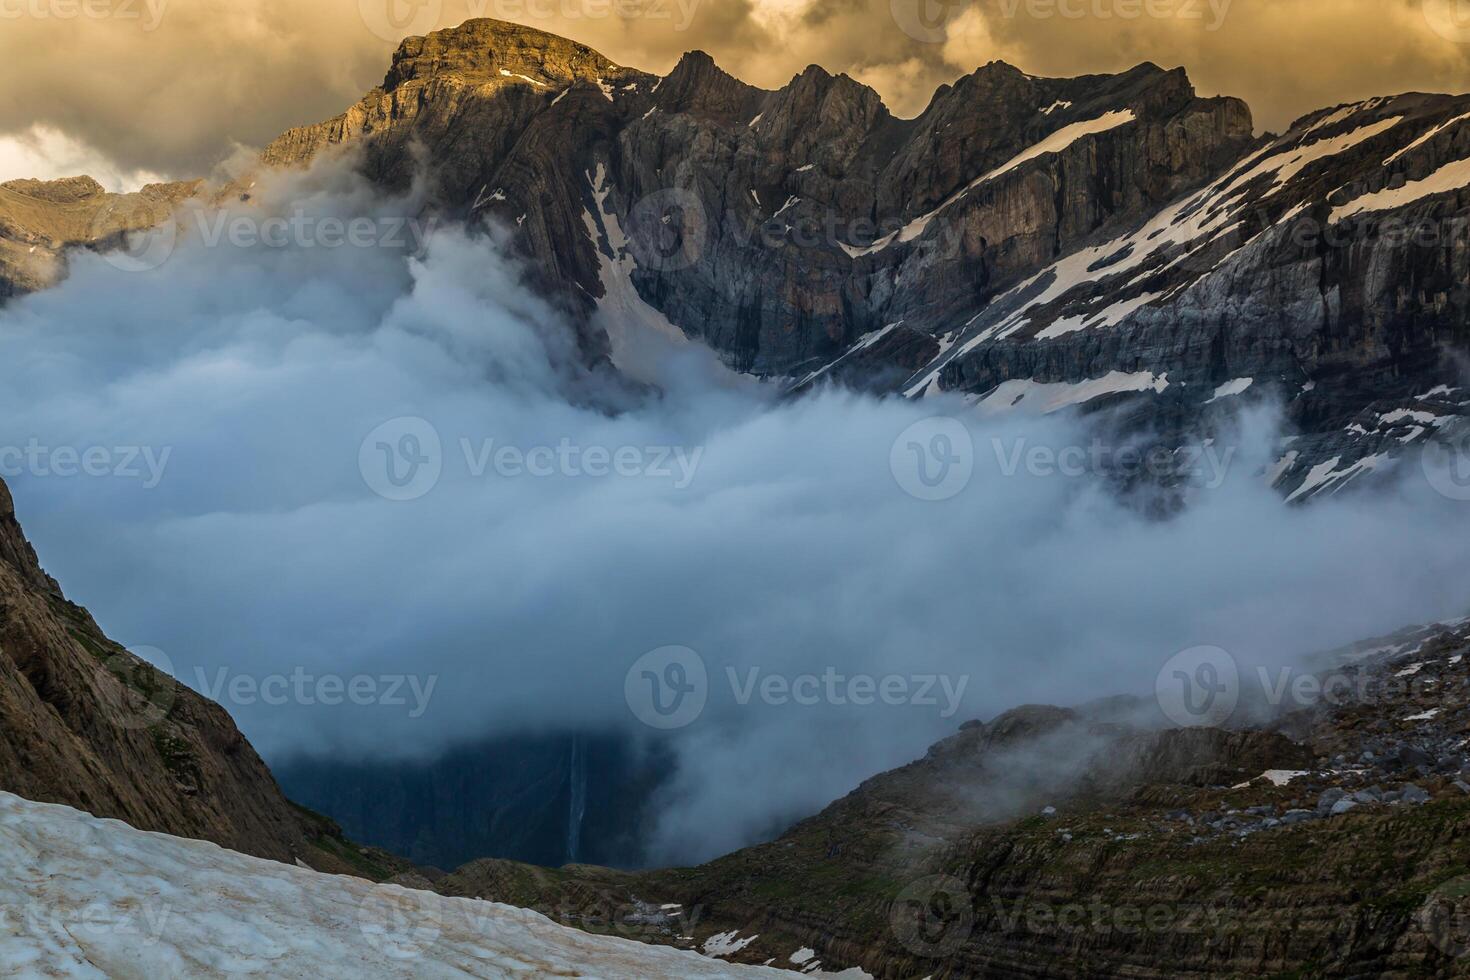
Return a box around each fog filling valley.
[5,162,1470,866]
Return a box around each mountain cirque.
[2,20,1467,498]
[243,18,1470,501]
[2,24,1470,975]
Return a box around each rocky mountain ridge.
[420,618,1470,978]
[6,19,1468,499]
[253,19,1470,502]
[0,475,407,880]
[0,175,198,298]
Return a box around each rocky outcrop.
[425,619,1470,979]
[650,50,765,124]
[261,18,645,175]
[0,476,405,879]
[0,175,199,298]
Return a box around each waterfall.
[566,735,587,864]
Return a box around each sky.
[3,0,1470,187]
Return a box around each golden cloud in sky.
[1,0,1468,181]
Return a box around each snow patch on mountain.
[1034,289,1165,340]
[498,69,546,87]
[975,370,1169,414]
[1221,115,1404,201]
[705,931,761,957]
[1207,378,1255,403]
[901,107,1425,406]
[843,110,1137,258]
[1386,109,1470,165]
[1332,155,1470,223]
[0,792,809,979]
[583,164,690,370]
[796,320,904,386]
[1261,770,1310,786]
[1286,452,1392,503]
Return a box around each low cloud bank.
[2,163,1468,864]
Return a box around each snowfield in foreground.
[0,792,837,978]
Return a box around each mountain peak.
[655,49,767,122]
[0,477,51,592]
[974,59,1029,76]
[1125,59,1168,76]
[383,17,622,92]
[673,49,717,70]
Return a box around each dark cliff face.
[0,477,403,879]
[276,732,670,871]
[606,55,1255,382]
[926,92,1470,499]
[254,21,1257,376]
[248,19,1470,502]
